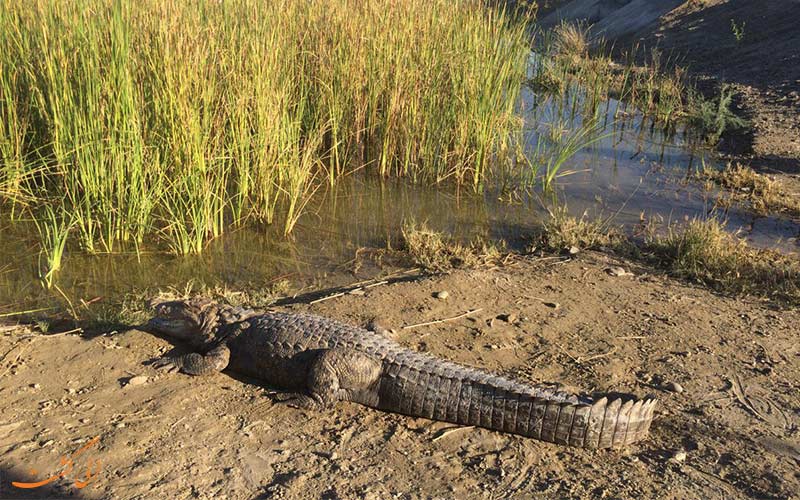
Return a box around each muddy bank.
[1,253,797,499]
[538,0,800,174]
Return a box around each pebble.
[31,383,40,389]
[567,246,580,255]
[671,450,688,463]
[605,266,632,277]
[125,375,148,387]
[498,313,517,323]
[665,381,685,393]
[543,302,560,309]
[434,291,449,300]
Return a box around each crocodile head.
[148,298,219,346]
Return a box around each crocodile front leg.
[279,348,382,410]
[154,344,230,375]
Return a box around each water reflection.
[1,61,798,311]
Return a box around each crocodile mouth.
[147,317,194,338]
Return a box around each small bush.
[686,85,748,144]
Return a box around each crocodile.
[148,298,657,449]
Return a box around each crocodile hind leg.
[154,344,230,376]
[279,348,382,410]
[366,317,397,339]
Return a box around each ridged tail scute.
[377,358,657,449]
[496,393,657,449]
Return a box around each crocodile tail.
[377,358,657,448]
[519,395,658,448]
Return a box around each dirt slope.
[539,0,800,174]
[1,252,798,499]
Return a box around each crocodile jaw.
[147,317,195,339]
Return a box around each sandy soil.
[1,252,798,499]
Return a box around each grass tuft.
[533,209,627,253]
[701,163,800,217]
[401,221,505,272]
[552,22,591,63]
[644,218,799,301]
[534,211,799,304]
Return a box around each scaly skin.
[148,298,657,449]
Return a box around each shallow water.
[1,62,798,314]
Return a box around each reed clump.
[535,24,746,140]
[0,0,531,256]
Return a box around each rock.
[670,450,687,463]
[125,375,148,387]
[497,313,517,323]
[31,383,40,389]
[543,302,560,310]
[567,246,580,255]
[665,381,684,393]
[605,266,632,277]
[434,291,449,300]
[115,422,126,429]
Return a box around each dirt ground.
[1,252,798,499]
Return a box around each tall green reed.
[33,203,74,289]
[1,0,532,259]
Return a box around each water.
[1,61,798,316]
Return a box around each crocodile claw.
[274,392,324,410]
[153,356,183,373]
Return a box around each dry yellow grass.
[702,163,800,216]
[533,209,627,253]
[645,218,800,302]
[400,222,506,272]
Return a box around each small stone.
[125,375,148,387]
[670,450,687,463]
[434,291,449,300]
[31,383,40,389]
[498,313,517,324]
[115,422,126,429]
[543,302,560,310]
[567,246,580,255]
[41,440,54,447]
[665,382,684,393]
[605,266,632,277]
